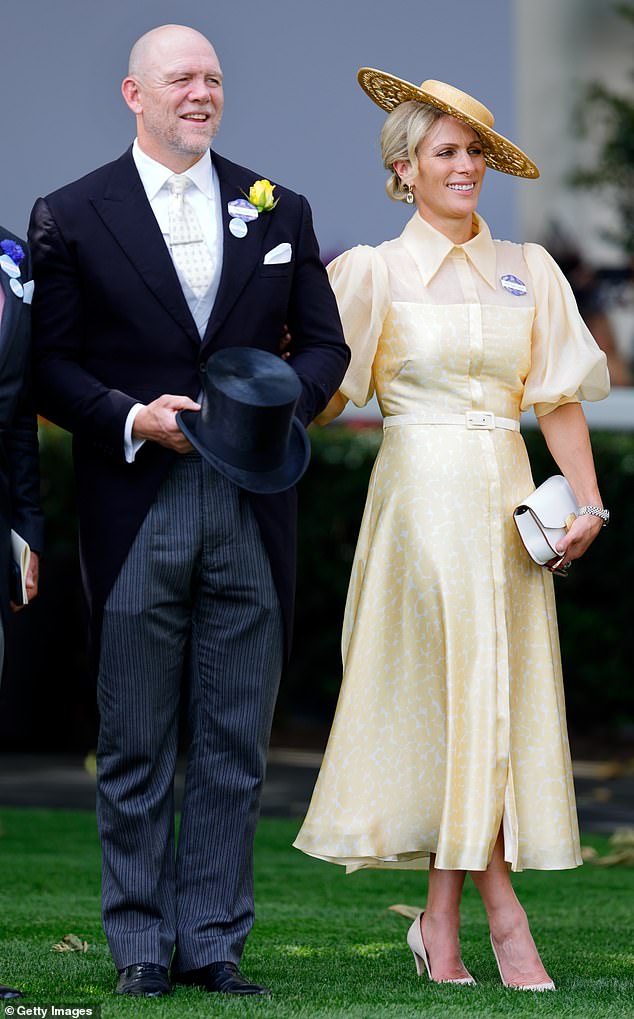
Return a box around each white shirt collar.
[132,140,214,201]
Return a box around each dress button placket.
[455,250,512,847]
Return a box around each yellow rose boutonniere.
[245,179,279,213]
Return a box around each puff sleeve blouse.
[326,213,609,420]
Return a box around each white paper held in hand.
[10,529,31,604]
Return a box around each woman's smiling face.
[398,114,486,238]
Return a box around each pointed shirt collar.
[400,211,497,289]
[132,140,214,201]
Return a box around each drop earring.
[405,183,414,205]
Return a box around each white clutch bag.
[513,475,578,574]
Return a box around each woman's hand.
[279,323,292,360]
[555,513,603,567]
[538,402,607,569]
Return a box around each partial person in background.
[294,72,610,991]
[0,228,43,1000]
[551,243,633,386]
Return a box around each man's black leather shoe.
[115,963,171,997]
[173,962,270,995]
[0,983,23,1000]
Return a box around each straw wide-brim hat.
[357,68,539,179]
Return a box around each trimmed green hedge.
[2,421,630,751]
[286,424,634,735]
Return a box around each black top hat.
[176,347,311,494]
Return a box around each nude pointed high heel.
[490,935,555,991]
[406,912,476,985]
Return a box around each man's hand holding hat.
[133,394,201,453]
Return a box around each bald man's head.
[122,24,224,172]
[128,25,214,80]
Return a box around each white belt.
[383,411,520,432]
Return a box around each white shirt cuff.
[124,403,146,463]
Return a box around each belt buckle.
[466,411,495,430]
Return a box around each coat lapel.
[90,149,200,347]
[201,153,273,350]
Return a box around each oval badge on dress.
[500,273,527,296]
[10,278,24,298]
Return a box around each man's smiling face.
[123,26,224,171]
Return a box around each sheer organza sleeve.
[521,243,610,418]
[326,245,390,407]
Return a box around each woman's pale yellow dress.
[294,212,609,874]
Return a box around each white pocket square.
[22,280,34,305]
[263,242,292,265]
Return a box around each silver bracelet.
[577,505,610,526]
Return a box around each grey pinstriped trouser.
[96,453,284,971]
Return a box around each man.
[0,228,43,1000]
[29,24,348,999]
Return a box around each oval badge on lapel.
[227,199,258,222]
[10,278,24,298]
[229,218,248,239]
[0,254,21,279]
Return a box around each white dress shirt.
[124,141,223,462]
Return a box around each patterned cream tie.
[167,174,215,300]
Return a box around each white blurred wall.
[516,0,634,361]
[516,0,632,263]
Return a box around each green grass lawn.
[0,809,632,1018]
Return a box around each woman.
[294,72,610,991]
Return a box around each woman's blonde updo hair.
[381,100,445,202]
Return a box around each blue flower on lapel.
[0,239,25,266]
